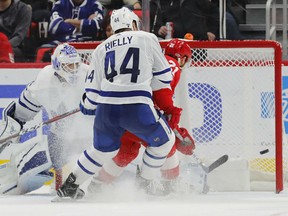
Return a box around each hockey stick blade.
[0,108,80,145]
[173,129,228,174]
[206,154,228,173]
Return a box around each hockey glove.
[152,89,182,129]
[166,107,182,130]
[79,93,96,115]
[0,116,22,144]
[174,127,195,155]
[3,101,25,128]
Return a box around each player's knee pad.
[143,132,175,168]
[141,135,175,180]
[151,130,175,157]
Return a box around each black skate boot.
[57,173,85,200]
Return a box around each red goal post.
[70,40,284,193]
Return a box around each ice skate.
[86,176,104,198]
[56,173,85,200]
[135,166,170,196]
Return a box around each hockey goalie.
[0,43,93,195]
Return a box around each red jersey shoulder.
[165,55,181,92]
[165,55,181,76]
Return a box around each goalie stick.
[0,108,80,145]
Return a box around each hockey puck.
[260,149,269,155]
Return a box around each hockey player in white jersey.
[57,7,176,199]
[0,43,92,195]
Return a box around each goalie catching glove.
[174,127,195,155]
[0,101,25,143]
[2,101,25,128]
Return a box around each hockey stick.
[173,129,228,173]
[0,108,80,145]
[199,154,228,174]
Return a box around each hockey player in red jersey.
[87,38,195,193]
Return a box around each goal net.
[69,40,285,193]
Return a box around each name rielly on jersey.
[105,36,133,51]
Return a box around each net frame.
[69,40,283,193]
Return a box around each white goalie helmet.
[110,7,140,33]
[51,43,81,85]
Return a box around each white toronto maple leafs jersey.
[12,63,93,170]
[14,64,90,134]
[84,30,172,108]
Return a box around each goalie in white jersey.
[57,7,176,199]
[0,43,92,195]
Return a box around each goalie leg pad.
[17,170,53,195]
[0,136,53,195]
[15,137,53,194]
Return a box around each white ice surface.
[1,141,287,216]
[1,150,288,216]
[1,184,288,216]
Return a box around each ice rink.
[1,184,288,216]
[1,149,288,216]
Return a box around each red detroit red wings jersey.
[165,55,181,93]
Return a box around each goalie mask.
[165,39,192,69]
[51,43,81,85]
[110,7,140,33]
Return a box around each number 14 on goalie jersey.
[82,31,172,112]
